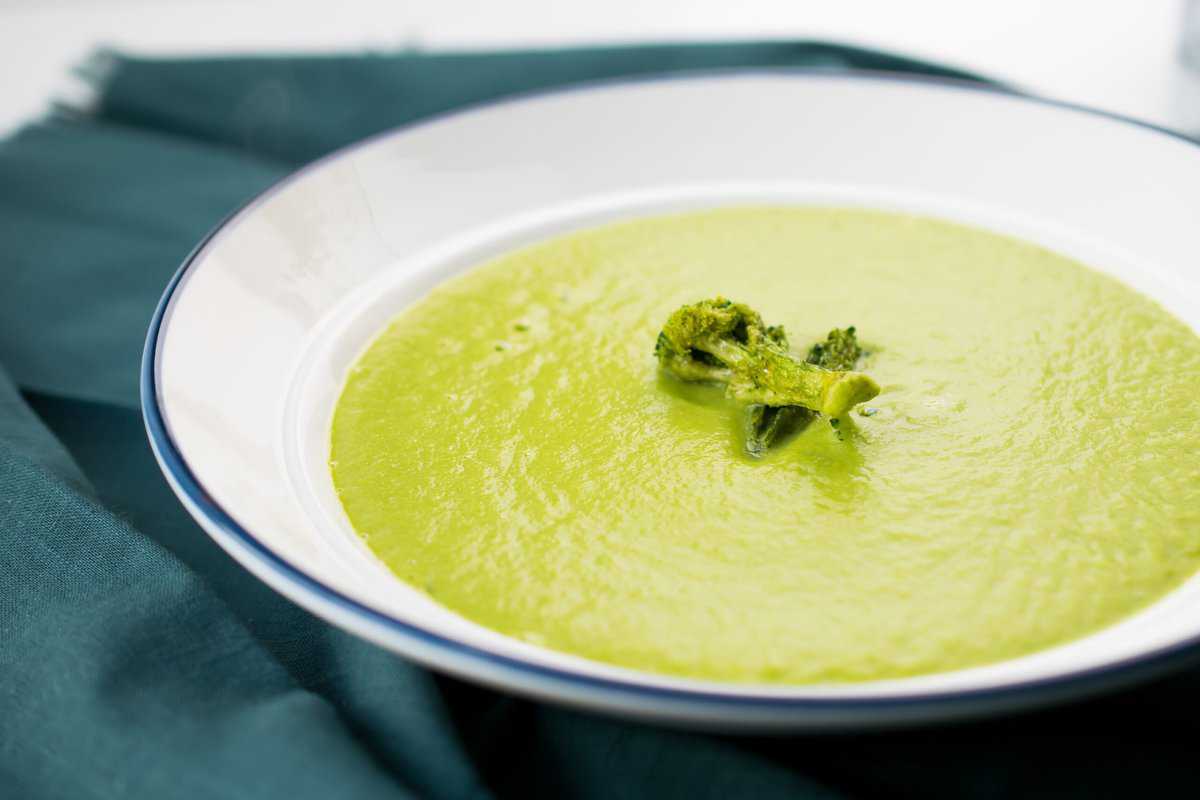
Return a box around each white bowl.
[142,72,1200,730]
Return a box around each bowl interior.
[152,73,1200,710]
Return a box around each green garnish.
[654,297,880,456]
[807,325,864,370]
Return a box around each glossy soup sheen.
[330,207,1200,684]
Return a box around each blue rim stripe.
[141,69,1200,717]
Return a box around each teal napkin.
[1,42,1194,799]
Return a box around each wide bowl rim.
[141,67,1200,721]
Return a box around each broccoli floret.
[807,326,864,371]
[744,404,806,457]
[655,298,880,455]
[653,299,786,384]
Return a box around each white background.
[0,0,1197,136]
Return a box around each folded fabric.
[1,41,1196,800]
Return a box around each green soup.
[330,207,1200,683]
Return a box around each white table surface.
[0,0,1196,138]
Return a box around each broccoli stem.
[743,327,870,455]
[721,345,876,417]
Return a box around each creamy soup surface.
[330,207,1200,683]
